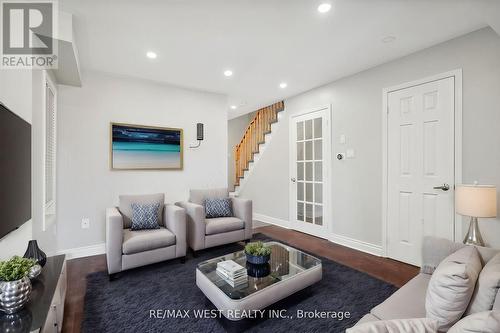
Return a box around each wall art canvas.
[111,123,183,170]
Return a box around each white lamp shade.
[456,185,497,218]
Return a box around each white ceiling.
[61,0,497,118]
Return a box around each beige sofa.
[354,236,500,326]
[176,188,252,253]
[106,193,187,277]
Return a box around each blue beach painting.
[111,124,183,169]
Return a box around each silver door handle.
[291,178,296,183]
[433,183,450,191]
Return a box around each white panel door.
[290,107,331,239]
[387,77,455,265]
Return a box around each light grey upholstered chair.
[106,193,186,279]
[176,188,252,254]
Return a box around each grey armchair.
[106,193,186,277]
[176,188,252,253]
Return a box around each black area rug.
[82,234,396,333]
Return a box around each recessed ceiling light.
[279,82,288,89]
[146,51,157,59]
[382,36,396,43]
[317,3,332,13]
[224,70,233,77]
[230,105,237,110]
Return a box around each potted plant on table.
[0,256,36,314]
[245,241,272,265]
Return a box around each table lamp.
[456,184,497,246]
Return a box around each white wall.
[0,70,33,260]
[57,71,227,250]
[239,27,500,249]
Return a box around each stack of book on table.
[216,260,248,287]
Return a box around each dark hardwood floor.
[62,225,418,333]
[256,226,419,287]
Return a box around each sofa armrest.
[421,236,465,274]
[164,204,186,257]
[232,197,252,240]
[175,201,206,251]
[106,207,124,275]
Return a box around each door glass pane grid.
[297,198,323,224]
[295,116,325,226]
[297,121,304,141]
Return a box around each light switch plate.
[339,134,346,144]
[81,218,90,229]
[346,148,355,158]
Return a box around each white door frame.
[381,69,463,257]
[289,104,333,239]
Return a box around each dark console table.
[0,255,67,333]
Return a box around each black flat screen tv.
[0,102,31,240]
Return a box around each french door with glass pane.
[290,106,331,238]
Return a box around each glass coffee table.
[196,241,322,321]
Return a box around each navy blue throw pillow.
[205,198,233,218]
[130,202,161,230]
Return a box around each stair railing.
[234,101,284,186]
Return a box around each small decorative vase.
[0,277,32,314]
[246,262,271,278]
[0,308,32,333]
[23,240,46,267]
[245,252,271,265]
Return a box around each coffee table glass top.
[197,241,322,300]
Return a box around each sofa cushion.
[205,217,244,235]
[477,247,500,265]
[494,289,500,310]
[130,202,161,231]
[467,253,500,315]
[119,193,164,228]
[448,310,500,333]
[205,198,233,218]
[189,188,228,205]
[421,236,465,274]
[425,246,482,332]
[371,274,430,320]
[122,227,175,255]
[347,318,438,333]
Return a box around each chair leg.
[191,249,198,258]
[180,256,186,264]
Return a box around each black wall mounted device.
[190,123,204,148]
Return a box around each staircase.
[232,101,285,195]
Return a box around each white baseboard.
[254,213,382,256]
[57,243,106,260]
[329,233,383,257]
[253,213,290,229]
[54,224,381,260]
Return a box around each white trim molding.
[381,69,463,257]
[253,213,290,229]
[329,233,383,257]
[56,243,105,260]
[42,70,58,231]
